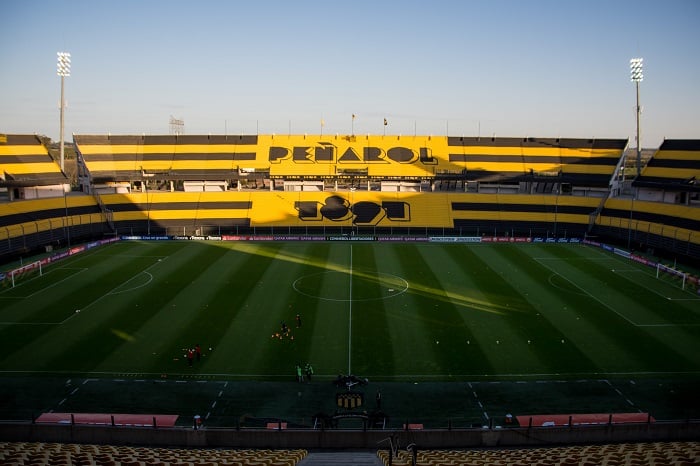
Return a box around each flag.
[383,118,388,126]
[352,114,356,120]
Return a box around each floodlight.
[57,52,71,77]
[57,52,71,171]
[629,57,643,177]
[630,58,643,83]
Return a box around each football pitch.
[1,240,699,427]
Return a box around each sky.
[1,0,699,148]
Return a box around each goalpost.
[7,260,43,288]
[656,262,687,290]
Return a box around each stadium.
[0,129,699,465]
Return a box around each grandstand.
[0,134,68,200]
[0,134,109,259]
[67,134,629,240]
[1,441,698,465]
[596,139,700,258]
[0,131,698,261]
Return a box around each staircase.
[297,451,384,465]
[93,191,115,232]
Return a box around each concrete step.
[297,451,384,465]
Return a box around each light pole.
[57,52,71,172]
[630,57,643,178]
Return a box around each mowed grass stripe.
[585,246,700,317]
[350,243,396,377]
[0,267,87,322]
[94,241,260,374]
[543,246,693,326]
[411,244,493,377]
[203,242,305,376]
[534,244,698,373]
[304,242,353,376]
[278,242,351,377]
[1,241,698,381]
[494,244,647,374]
[0,243,180,372]
[467,244,599,375]
[36,241,225,373]
[257,241,343,376]
[371,243,448,376]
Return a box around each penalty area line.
[61,257,167,323]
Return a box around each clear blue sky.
[1,0,698,148]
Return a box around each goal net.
[656,263,688,290]
[1,260,43,289]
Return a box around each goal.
[4,260,43,288]
[656,262,688,290]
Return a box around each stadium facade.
[0,133,698,262]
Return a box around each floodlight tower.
[630,57,643,178]
[57,52,71,172]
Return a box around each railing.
[92,191,115,231]
[0,418,698,450]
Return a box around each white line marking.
[0,267,88,299]
[110,272,153,295]
[348,243,353,375]
[25,268,89,299]
[58,398,66,406]
[292,271,409,302]
[2,369,699,378]
[60,258,166,324]
[637,323,700,327]
[588,247,700,300]
[534,257,638,326]
[0,321,60,325]
[211,401,217,409]
[70,388,79,395]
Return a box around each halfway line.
[348,244,353,375]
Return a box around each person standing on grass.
[195,344,202,362]
[296,313,302,328]
[305,363,313,381]
[296,364,304,383]
[187,348,194,367]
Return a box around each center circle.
[292,270,409,302]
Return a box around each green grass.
[0,240,699,427]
